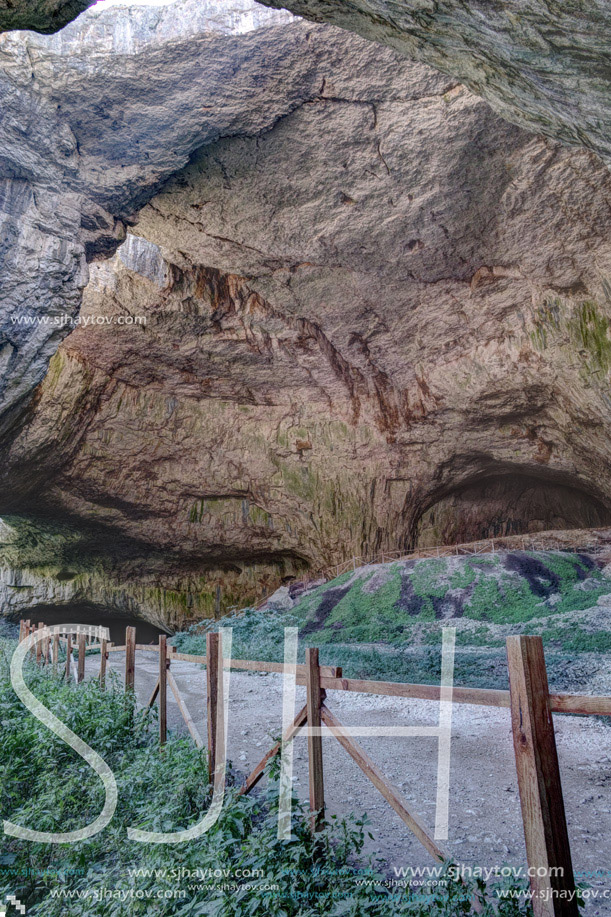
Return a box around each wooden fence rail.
[325,531,611,579]
[18,621,611,917]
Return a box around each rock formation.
[2,0,611,621]
[260,0,611,168]
[4,0,610,172]
[0,0,296,434]
[0,0,91,35]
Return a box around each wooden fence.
[327,531,611,579]
[17,618,611,917]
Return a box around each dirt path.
[88,650,611,914]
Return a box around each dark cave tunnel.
[413,471,611,548]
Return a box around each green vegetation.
[538,627,611,654]
[0,642,535,916]
[570,300,611,373]
[173,550,611,690]
[529,293,611,377]
[319,567,404,642]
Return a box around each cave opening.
[414,472,611,549]
[11,601,168,645]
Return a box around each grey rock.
[260,0,611,167]
[4,7,611,588]
[0,0,92,36]
[265,586,295,611]
[0,0,328,434]
[118,235,168,289]
[3,0,611,605]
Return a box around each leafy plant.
[0,640,540,916]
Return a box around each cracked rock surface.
[260,0,611,168]
[0,0,301,434]
[3,0,611,617]
[4,7,611,615]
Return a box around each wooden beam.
[317,676,611,716]
[206,632,220,783]
[321,705,445,862]
[147,677,160,708]
[73,644,611,716]
[229,658,341,679]
[24,621,33,656]
[77,633,86,683]
[239,704,308,796]
[52,633,59,674]
[125,626,136,691]
[318,676,511,707]
[130,646,341,679]
[168,669,203,748]
[306,648,325,832]
[18,620,25,643]
[99,639,108,690]
[507,636,578,917]
[159,635,167,746]
[64,635,72,681]
[548,693,611,716]
[36,622,44,665]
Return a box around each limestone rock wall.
[3,0,611,619]
[260,0,611,167]
[0,0,306,435]
[5,35,611,600]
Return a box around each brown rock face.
[5,37,611,617]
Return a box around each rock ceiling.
[1,0,611,613]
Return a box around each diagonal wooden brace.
[239,703,308,796]
[168,669,204,748]
[320,704,445,861]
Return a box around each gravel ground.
[85,648,611,914]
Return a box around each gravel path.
[87,649,611,914]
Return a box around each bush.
[0,641,537,916]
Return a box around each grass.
[172,550,611,692]
[0,640,536,916]
[538,627,611,654]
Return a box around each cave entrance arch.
[413,471,611,549]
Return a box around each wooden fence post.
[306,647,325,832]
[52,633,59,673]
[506,636,578,917]
[36,622,44,665]
[206,632,220,784]
[77,633,86,683]
[99,639,108,689]
[65,635,72,681]
[159,635,168,746]
[18,620,25,643]
[125,626,136,691]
